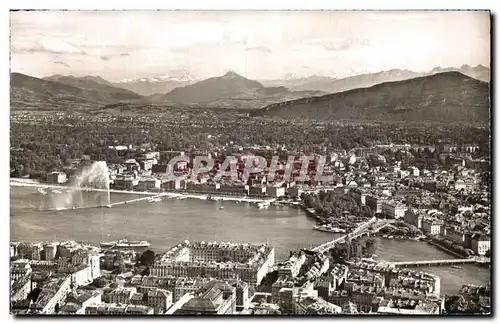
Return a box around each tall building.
[232,280,250,311]
[43,243,58,261]
[17,243,42,260]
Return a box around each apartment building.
[381,200,408,219]
[471,234,490,256]
[422,218,443,236]
[176,280,237,315]
[151,241,275,286]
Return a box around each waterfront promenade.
[10,179,275,206]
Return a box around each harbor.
[10,185,491,295]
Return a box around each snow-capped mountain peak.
[118,70,198,83]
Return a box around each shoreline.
[10,178,275,204]
[423,238,471,259]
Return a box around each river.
[10,186,490,295]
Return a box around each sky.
[10,10,490,82]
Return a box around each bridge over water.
[311,217,381,253]
[391,257,490,267]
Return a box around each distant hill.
[157,71,264,103]
[45,74,114,86]
[431,65,490,83]
[43,75,142,101]
[253,72,490,123]
[259,65,490,93]
[147,71,326,109]
[11,73,143,111]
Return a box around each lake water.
[10,186,490,295]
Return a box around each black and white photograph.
[8,9,491,316]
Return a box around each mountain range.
[253,72,490,123]
[113,71,198,96]
[10,66,490,122]
[10,71,325,111]
[259,65,490,93]
[110,64,490,100]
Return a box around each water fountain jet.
[48,161,111,210]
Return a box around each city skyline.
[10,10,490,82]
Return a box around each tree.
[135,252,141,266]
[82,285,97,290]
[117,263,127,274]
[360,245,367,258]
[27,287,42,302]
[485,249,491,257]
[139,250,155,267]
[140,267,150,276]
[112,262,127,274]
[365,238,377,257]
[93,277,108,288]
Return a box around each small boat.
[235,201,241,204]
[451,265,463,269]
[219,206,225,210]
[51,189,62,194]
[258,201,271,209]
[148,197,162,203]
[388,235,394,239]
[100,241,115,248]
[313,225,347,234]
[38,188,47,195]
[382,235,388,238]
